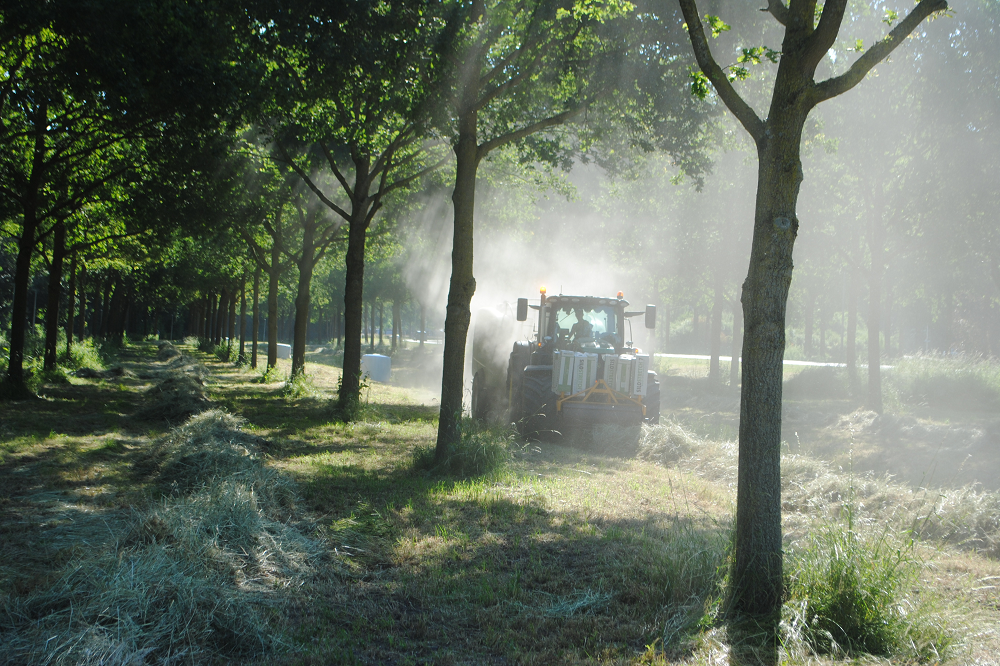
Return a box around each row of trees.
[4,0,987,640]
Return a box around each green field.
[2,342,999,664]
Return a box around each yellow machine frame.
[556,379,645,416]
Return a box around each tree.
[432,0,705,457]
[257,0,448,411]
[676,0,949,622]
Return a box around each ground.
[1,342,999,664]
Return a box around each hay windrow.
[0,409,321,665]
[134,356,211,423]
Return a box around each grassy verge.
[1,342,998,663]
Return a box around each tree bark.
[44,221,67,370]
[77,262,87,342]
[378,301,384,347]
[369,303,376,353]
[267,253,280,369]
[291,212,317,378]
[338,199,372,409]
[435,108,480,458]
[227,288,237,356]
[251,267,261,369]
[709,274,724,384]
[239,276,247,361]
[392,300,401,352]
[847,265,858,392]
[65,251,77,358]
[803,289,815,359]
[867,214,885,412]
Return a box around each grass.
[1,340,998,663]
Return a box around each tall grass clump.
[0,410,318,664]
[784,499,953,661]
[63,336,108,371]
[884,353,1000,412]
[283,371,321,399]
[415,418,517,477]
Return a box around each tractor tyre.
[644,371,660,424]
[519,367,555,439]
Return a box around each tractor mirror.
[645,304,656,329]
[516,298,528,321]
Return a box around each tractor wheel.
[644,372,661,424]
[519,368,555,439]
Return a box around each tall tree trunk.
[730,120,806,619]
[251,267,261,369]
[65,251,77,358]
[709,274,724,384]
[847,266,858,393]
[339,202,372,409]
[867,210,886,412]
[730,293,743,388]
[884,278,892,358]
[3,106,46,393]
[435,109,479,457]
[818,303,826,361]
[378,302,384,347]
[267,275,279,370]
[291,215,317,378]
[369,303,376,353]
[100,280,115,338]
[43,221,67,370]
[77,262,87,342]
[691,303,700,348]
[392,300,401,352]
[420,303,426,348]
[803,289,815,359]
[227,289,237,357]
[239,276,247,361]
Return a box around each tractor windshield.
[551,304,619,349]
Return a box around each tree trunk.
[435,109,480,458]
[251,267,261,369]
[730,293,743,388]
[818,303,826,361]
[691,303,700,349]
[731,119,805,620]
[338,201,372,409]
[227,289,237,357]
[3,107,46,393]
[378,302,384,347]
[291,215,317,378]
[369,303,375,353]
[847,266,858,392]
[392,300,401,352]
[867,217,885,413]
[709,274,724,384]
[65,251,77,358]
[267,266,279,369]
[884,278,892,358]
[101,280,115,338]
[420,303,426,348]
[239,276,247,361]
[44,221,67,370]
[78,262,87,342]
[803,289,815,359]
[663,303,670,348]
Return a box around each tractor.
[471,288,659,439]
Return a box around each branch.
[802,0,848,75]
[677,0,766,144]
[276,142,351,221]
[812,0,948,104]
[318,142,355,199]
[380,154,451,198]
[477,106,584,158]
[761,0,789,26]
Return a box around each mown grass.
[1,341,999,663]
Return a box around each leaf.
[853,38,864,52]
[689,69,711,99]
[704,15,731,38]
[882,9,899,26]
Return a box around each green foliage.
[282,372,320,400]
[785,501,952,660]
[704,15,731,38]
[61,338,107,372]
[414,418,517,477]
[257,365,282,384]
[690,69,712,99]
[883,354,1000,412]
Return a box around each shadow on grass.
[281,444,732,664]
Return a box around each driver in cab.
[569,308,593,343]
